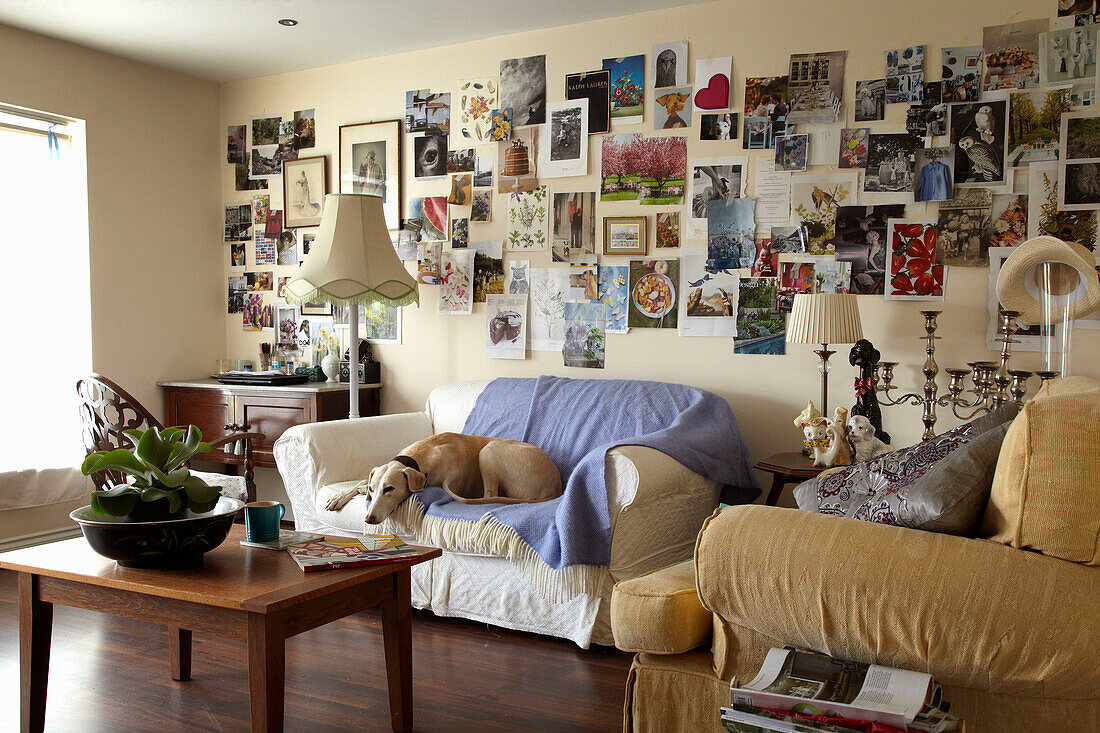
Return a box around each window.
[0,104,90,472]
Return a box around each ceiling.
[0,0,716,83]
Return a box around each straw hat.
[996,236,1100,324]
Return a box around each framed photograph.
[300,301,333,317]
[338,120,402,231]
[603,216,647,256]
[282,155,327,228]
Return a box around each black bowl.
[70,497,244,568]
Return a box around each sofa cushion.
[793,407,1016,535]
[981,383,1100,565]
[425,379,488,434]
[611,560,710,654]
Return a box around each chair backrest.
[76,374,164,491]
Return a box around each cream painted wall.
[220,0,1098,496]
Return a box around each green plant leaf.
[90,486,140,517]
[159,427,185,443]
[182,475,220,513]
[140,487,184,513]
[163,467,189,487]
[122,428,145,448]
[134,427,171,470]
[82,449,147,477]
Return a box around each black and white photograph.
[906,82,947,137]
[652,40,688,88]
[565,69,610,134]
[1059,110,1100,210]
[941,46,983,102]
[474,152,493,187]
[551,192,596,262]
[834,204,905,295]
[770,225,807,253]
[885,45,924,104]
[854,79,886,122]
[914,146,955,202]
[223,203,252,242]
[499,54,547,127]
[339,120,402,230]
[786,50,846,124]
[228,275,246,314]
[249,144,281,179]
[350,142,386,195]
[701,113,737,140]
[282,155,326,228]
[1063,162,1100,208]
[277,229,297,266]
[413,133,448,178]
[937,188,993,266]
[227,124,246,164]
[689,157,746,235]
[863,133,920,193]
[550,103,584,161]
[950,100,1009,187]
[405,89,450,135]
[230,242,245,267]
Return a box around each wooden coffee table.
[0,526,440,733]
[754,451,827,506]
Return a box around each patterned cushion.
[191,470,248,504]
[792,407,1017,534]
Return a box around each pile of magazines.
[720,648,961,733]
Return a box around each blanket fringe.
[365,499,603,604]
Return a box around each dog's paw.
[324,494,350,512]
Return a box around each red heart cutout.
[694,74,730,110]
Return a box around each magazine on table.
[721,703,867,733]
[288,534,420,571]
[240,529,324,550]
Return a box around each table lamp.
[786,293,863,412]
[284,194,418,418]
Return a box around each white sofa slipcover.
[273,380,722,648]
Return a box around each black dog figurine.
[849,338,891,445]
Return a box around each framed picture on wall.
[603,216,647,256]
[338,120,402,232]
[300,301,333,316]
[282,155,327,228]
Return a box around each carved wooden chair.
[76,374,263,503]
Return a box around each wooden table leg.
[764,473,787,506]
[19,573,52,733]
[380,569,413,733]
[247,613,284,733]
[169,628,192,681]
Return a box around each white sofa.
[273,380,723,648]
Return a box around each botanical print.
[628,259,679,329]
[507,259,530,295]
[839,128,869,169]
[600,133,642,201]
[472,190,493,222]
[853,79,886,122]
[983,19,1046,91]
[700,112,737,140]
[507,185,549,251]
[447,148,475,173]
[885,219,945,301]
[950,100,1009,187]
[551,192,596,262]
[451,217,469,249]
[448,173,471,205]
[786,50,846,124]
[864,133,920,193]
[773,134,808,172]
[742,76,789,148]
[529,267,570,351]
[914,147,955,202]
[654,88,693,129]
[413,134,448,177]
[1060,110,1100,210]
[688,157,746,235]
[656,212,680,249]
[1028,160,1097,247]
[1008,89,1071,166]
[989,195,1029,248]
[489,108,512,141]
[734,278,785,355]
[486,294,527,360]
[409,196,448,241]
[598,264,630,334]
[603,55,645,125]
[653,41,688,88]
[540,100,588,178]
[834,204,905,295]
[471,241,505,302]
[885,45,924,103]
[499,55,546,127]
[562,302,607,368]
[405,89,450,135]
[680,251,738,338]
[694,57,732,111]
[455,77,497,143]
[417,243,441,285]
[637,137,687,205]
[1040,26,1098,85]
[707,198,756,270]
[790,172,856,254]
[770,225,807,254]
[474,152,493,187]
[942,46,984,102]
[565,70,611,134]
[936,189,993,267]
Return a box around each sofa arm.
[273,412,434,531]
[695,505,1100,699]
[611,559,711,654]
[607,446,722,582]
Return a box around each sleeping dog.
[324,432,563,524]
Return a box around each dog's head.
[363,460,427,525]
[848,338,881,367]
[847,414,876,442]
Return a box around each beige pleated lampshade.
[786,293,863,345]
[284,194,419,307]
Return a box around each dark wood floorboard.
[0,569,632,732]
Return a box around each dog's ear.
[404,468,426,493]
[367,466,381,488]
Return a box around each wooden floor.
[0,569,633,732]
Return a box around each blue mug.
[244,501,285,543]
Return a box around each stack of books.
[721,648,961,733]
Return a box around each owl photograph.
[949,100,1008,187]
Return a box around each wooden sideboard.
[158,378,381,469]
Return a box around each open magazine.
[731,649,949,730]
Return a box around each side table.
[754,451,826,507]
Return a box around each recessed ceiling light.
[278,18,298,27]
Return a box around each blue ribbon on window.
[47,125,60,162]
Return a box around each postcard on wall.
[949,100,1009,187]
[507,259,530,295]
[227,124,246,164]
[983,19,1047,91]
[638,137,686,205]
[815,258,852,294]
[540,100,589,178]
[438,248,474,315]
[250,116,281,147]
[864,133,921,195]
[654,87,693,130]
[656,212,680,249]
[743,76,788,147]
[451,216,469,249]
[988,246,1051,350]
[490,108,513,141]
[413,134,448,178]
[834,204,905,295]
[776,258,815,312]
[448,173,472,206]
[408,196,447,242]
[597,264,629,334]
[750,237,777,277]
[486,294,527,359]
[1059,109,1100,209]
[506,185,549,251]
[914,147,955,202]
[653,41,688,88]
[562,302,607,369]
[885,219,944,301]
[472,240,504,302]
[774,134,808,172]
[628,259,679,329]
[1029,159,1096,243]
[228,275,246,314]
[552,192,596,262]
[447,148,476,173]
[405,89,450,135]
[568,262,599,302]
[942,46,984,102]
[989,194,1029,247]
[600,133,641,202]
[603,55,645,125]
[276,305,299,354]
[242,294,265,332]
[395,228,418,261]
[499,55,547,127]
[854,79,887,122]
[753,158,792,234]
[694,57,732,111]
[224,203,252,242]
[472,190,493,222]
[454,77,497,143]
[839,128,869,169]
[707,198,756,270]
[786,50,846,124]
[771,225,807,254]
[936,189,994,267]
[236,155,267,190]
[254,238,276,266]
[688,156,747,236]
[680,251,738,337]
[529,267,570,351]
[277,276,289,298]
[733,278,785,355]
[252,194,269,225]
[230,242,246,268]
[1040,26,1098,87]
[417,243,441,285]
[905,82,947,137]
[885,45,924,104]
[339,119,400,231]
[1009,89,1070,168]
[474,152,493,187]
[360,302,400,344]
[565,69,611,134]
[497,125,538,193]
[700,112,737,140]
[790,172,857,254]
[277,230,296,265]
[291,108,315,149]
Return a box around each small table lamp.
[786,293,863,412]
[284,194,418,418]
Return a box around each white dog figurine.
[847,414,890,462]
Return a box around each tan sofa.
[611,377,1100,733]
